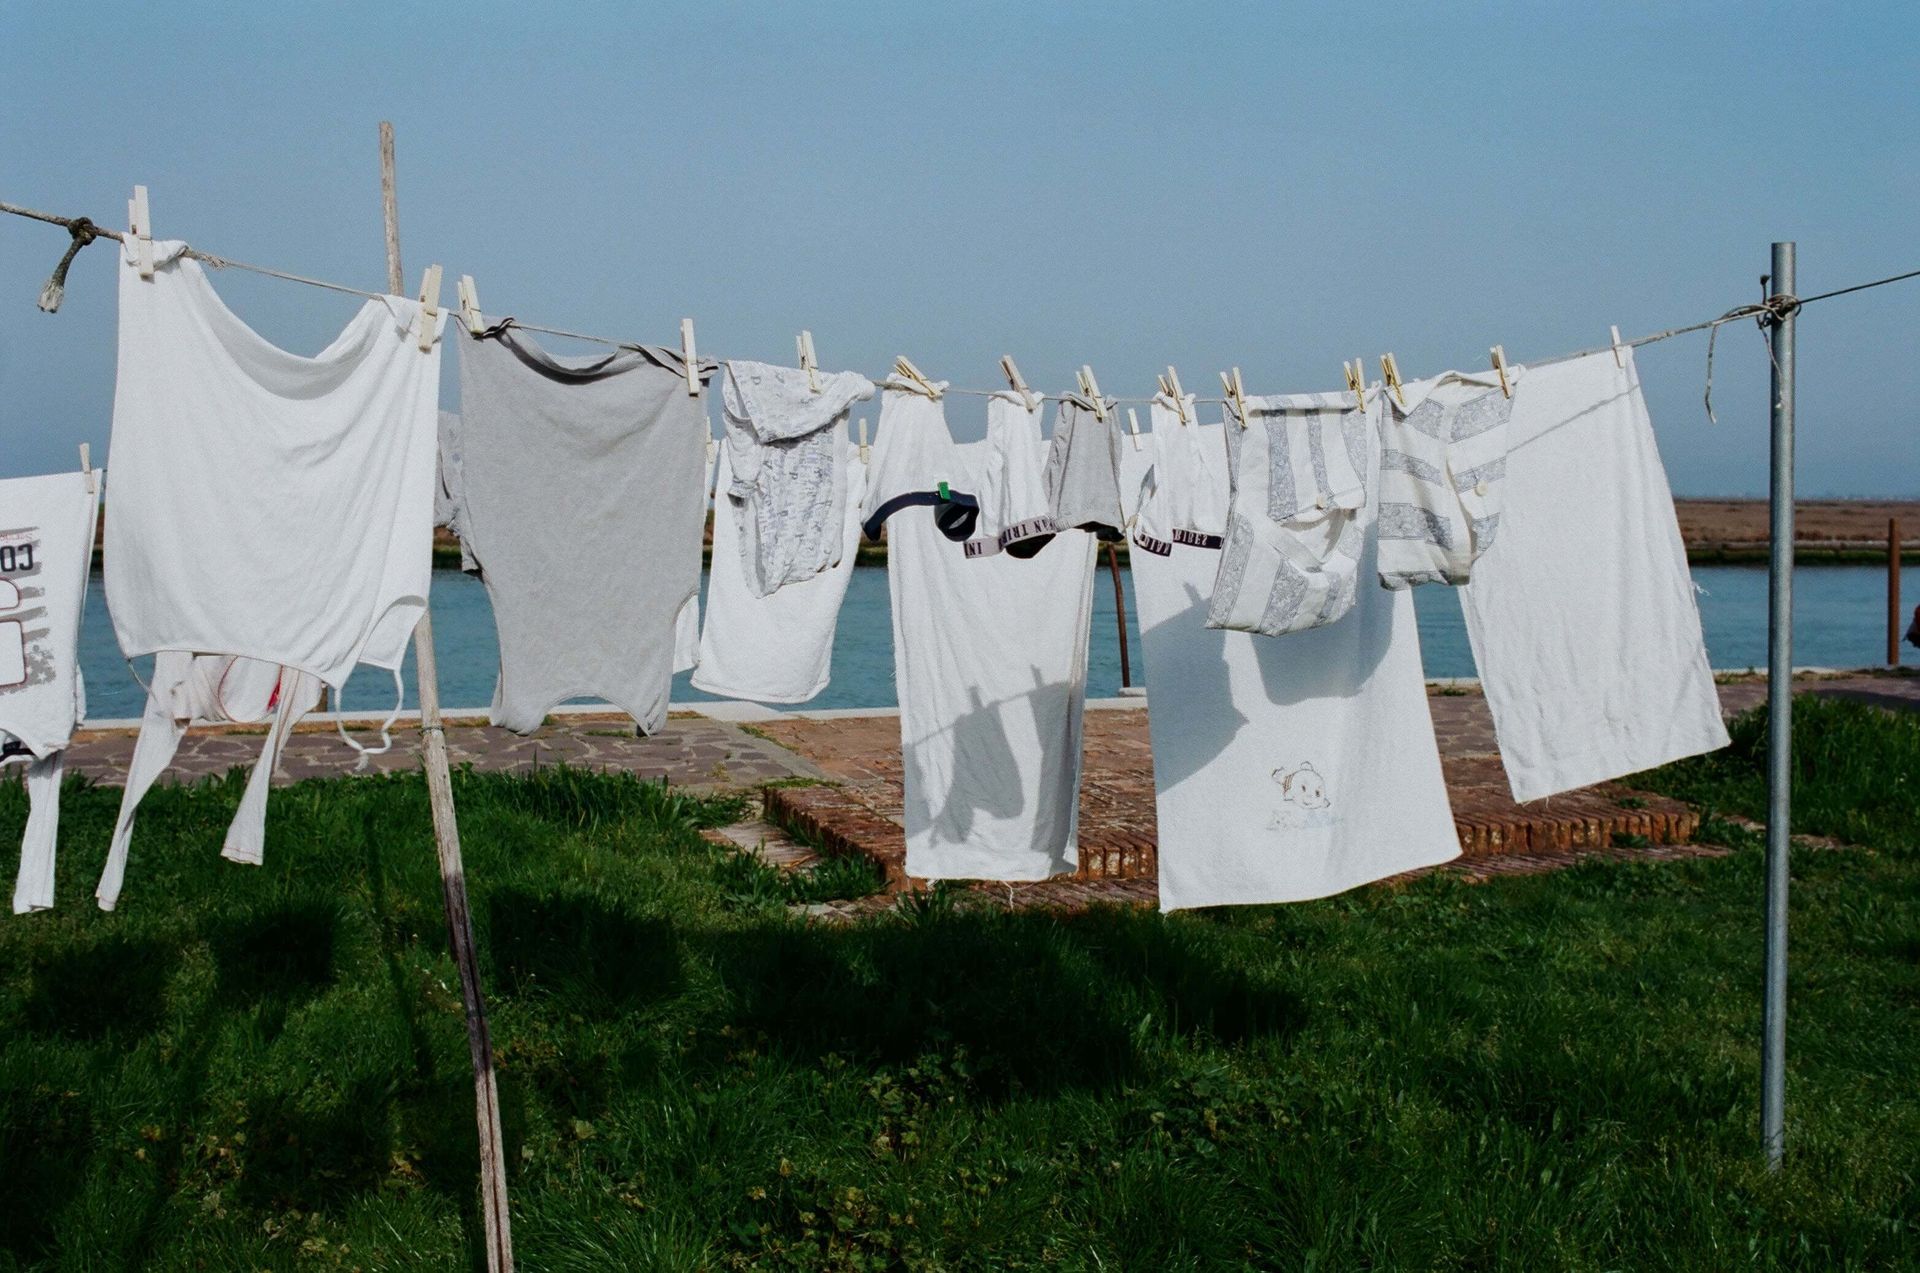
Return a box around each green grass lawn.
[1,702,1916,1270]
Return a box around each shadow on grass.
[204,900,341,1040]
[21,934,177,1040]
[486,888,685,1017]
[0,1084,92,1262]
[705,910,1307,1097]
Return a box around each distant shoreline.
[423,498,1920,569]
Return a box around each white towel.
[1459,348,1728,801]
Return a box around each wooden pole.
[381,121,514,1272]
[1891,517,1902,667]
[1106,543,1131,689]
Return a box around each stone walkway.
[49,709,824,792]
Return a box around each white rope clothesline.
[1,194,1907,409]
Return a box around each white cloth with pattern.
[1378,368,1519,588]
[721,361,874,597]
[1207,391,1373,636]
[1,470,102,913]
[1129,423,1460,910]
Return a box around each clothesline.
[4,194,1915,407]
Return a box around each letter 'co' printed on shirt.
[0,527,47,692]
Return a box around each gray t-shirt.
[449,325,712,733]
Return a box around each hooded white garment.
[1207,391,1372,637]
[1458,348,1728,801]
[722,361,875,595]
[692,445,866,704]
[871,397,1096,881]
[1,469,102,913]
[1129,419,1460,911]
[99,237,441,909]
[1378,367,1519,588]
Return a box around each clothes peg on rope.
[1610,325,1625,368]
[892,356,942,399]
[415,265,442,353]
[1000,355,1039,410]
[1380,352,1407,408]
[1164,366,1191,424]
[127,186,154,280]
[681,319,700,396]
[1490,344,1512,398]
[456,275,485,336]
[856,416,870,463]
[79,444,94,495]
[1345,358,1367,410]
[1221,367,1250,428]
[797,330,821,392]
[1125,407,1143,452]
[1080,365,1108,421]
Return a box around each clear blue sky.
[3,2,1916,496]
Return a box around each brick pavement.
[753,671,1918,909]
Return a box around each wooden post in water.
[1891,518,1902,667]
[380,121,515,1272]
[1106,543,1131,689]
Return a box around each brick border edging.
[761,776,1701,894]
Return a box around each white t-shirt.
[0,470,100,757]
[693,447,865,704]
[1459,348,1728,801]
[1128,421,1460,910]
[2,469,101,915]
[106,238,441,689]
[872,401,1096,881]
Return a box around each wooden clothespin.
[414,264,443,352]
[1125,407,1143,452]
[1221,367,1251,428]
[1000,355,1039,410]
[1610,325,1625,368]
[1350,358,1370,410]
[856,416,870,464]
[1380,353,1407,408]
[79,443,94,495]
[681,319,700,396]
[1080,365,1108,421]
[127,186,154,280]
[892,356,942,399]
[1164,366,1191,424]
[1490,344,1512,399]
[797,330,821,392]
[456,275,485,336]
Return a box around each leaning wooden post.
[1891,517,1902,667]
[380,120,515,1272]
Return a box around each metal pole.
[380,122,515,1269]
[1890,518,1902,667]
[1106,543,1132,689]
[1761,241,1796,1169]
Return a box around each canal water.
[75,563,1916,720]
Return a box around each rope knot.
[36,216,102,313]
[1757,293,1802,327]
